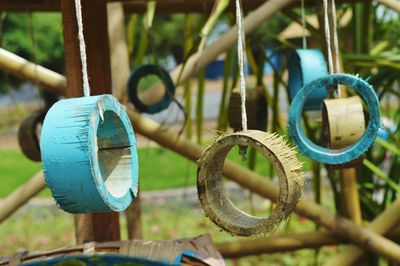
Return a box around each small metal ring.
[127,64,175,114]
[289,73,381,165]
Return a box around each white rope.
[331,0,340,72]
[235,0,247,131]
[301,0,307,49]
[323,0,334,74]
[74,0,90,97]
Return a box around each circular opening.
[203,143,267,229]
[224,145,273,217]
[97,110,133,197]
[198,132,300,236]
[138,74,167,105]
[290,74,380,163]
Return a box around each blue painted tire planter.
[288,49,328,111]
[289,73,381,165]
[40,94,139,213]
[127,64,175,114]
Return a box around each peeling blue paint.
[40,95,139,213]
[288,49,328,111]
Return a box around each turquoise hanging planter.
[40,94,139,213]
[288,73,381,165]
[127,64,175,114]
[288,49,328,111]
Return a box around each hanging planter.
[289,73,381,165]
[127,64,175,114]
[18,111,46,162]
[40,95,139,213]
[288,49,328,111]
[322,96,366,168]
[197,130,304,236]
[228,86,268,132]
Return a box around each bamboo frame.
[0,48,65,95]
[0,171,44,223]
[139,0,292,104]
[217,229,400,258]
[126,109,400,263]
[0,0,368,13]
[0,2,399,261]
[323,200,400,265]
[2,107,400,261]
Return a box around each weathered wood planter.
[197,130,304,236]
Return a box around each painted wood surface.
[288,49,328,111]
[40,94,138,213]
[288,73,381,165]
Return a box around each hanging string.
[300,0,307,49]
[331,0,340,72]
[323,0,334,75]
[235,0,247,131]
[74,0,90,97]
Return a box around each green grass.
[0,146,311,197]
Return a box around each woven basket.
[0,234,224,266]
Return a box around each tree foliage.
[0,13,64,94]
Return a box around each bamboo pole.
[0,48,65,95]
[0,171,44,223]
[126,109,400,263]
[217,231,342,258]
[107,2,143,239]
[107,2,130,103]
[217,229,400,258]
[339,168,362,225]
[324,197,400,265]
[139,0,292,104]
[377,0,400,13]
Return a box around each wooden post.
[107,2,143,239]
[60,0,120,244]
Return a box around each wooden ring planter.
[17,111,46,162]
[228,87,268,131]
[289,73,381,165]
[322,96,366,169]
[197,130,304,236]
[288,49,328,111]
[127,64,175,114]
[40,95,138,213]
